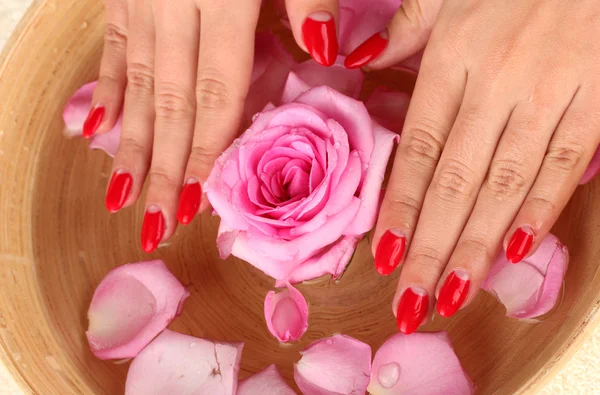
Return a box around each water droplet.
[334,142,341,149]
[80,21,89,29]
[325,339,333,345]
[363,163,369,170]
[189,342,196,348]
[252,113,260,121]
[378,362,400,388]
[352,151,359,157]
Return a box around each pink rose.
[205,76,399,283]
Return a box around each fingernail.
[302,12,338,67]
[396,287,429,334]
[141,206,165,253]
[437,270,471,318]
[375,229,406,276]
[344,31,388,69]
[506,226,533,264]
[83,106,105,138]
[105,170,133,213]
[177,179,202,225]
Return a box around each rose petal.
[292,57,364,99]
[88,115,122,157]
[125,330,243,395]
[365,88,412,132]
[281,71,313,104]
[482,233,569,319]
[264,283,309,342]
[367,332,475,395]
[345,121,399,235]
[276,236,360,285]
[580,145,600,184]
[294,334,371,395]
[86,260,189,360]
[237,365,296,395]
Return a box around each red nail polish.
[83,106,105,138]
[105,171,133,213]
[506,227,533,264]
[177,180,202,225]
[375,229,406,276]
[302,12,338,67]
[344,31,388,69]
[141,207,165,253]
[437,271,471,318]
[396,287,429,334]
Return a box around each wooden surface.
[1,1,600,394]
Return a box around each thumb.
[344,0,445,70]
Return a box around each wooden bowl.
[1,1,600,394]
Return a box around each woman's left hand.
[351,0,600,333]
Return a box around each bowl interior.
[2,1,600,394]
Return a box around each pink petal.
[62,81,122,156]
[580,145,600,184]
[482,233,569,319]
[345,122,399,235]
[294,334,371,395]
[365,88,412,132]
[264,283,309,342]
[281,71,312,104]
[238,365,296,395]
[291,57,364,99]
[276,236,360,285]
[367,332,475,395]
[86,260,190,360]
[125,330,243,395]
[244,31,295,119]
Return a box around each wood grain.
[0,1,599,394]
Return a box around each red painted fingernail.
[396,287,429,334]
[105,171,133,213]
[302,12,338,67]
[375,229,406,276]
[506,227,533,263]
[141,206,165,253]
[344,31,389,69]
[177,179,202,225]
[437,270,471,318]
[83,106,105,138]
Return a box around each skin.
[92,0,600,323]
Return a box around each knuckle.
[104,22,127,49]
[384,191,422,224]
[456,238,491,262]
[196,76,231,111]
[433,159,475,203]
[155,86,195,121]
[148,167,180,189]
[400,0,429,27]
[485,159,527,200]
[127,61,155,94]
[118,136,147,158]
[188,145,220,173]
[402,125,444,166]
[408,247,445,279]
[525,195,556,218]
[544,141,586,173]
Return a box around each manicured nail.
[437,270,471,318]
[375,229,406,276]
[302,12,338,67]
[105,170,133,213]
[396,287,429,334]
[141,206,165,253]
[83,106,105,138]
[506,226,533,264]
[344,31,389,69]
[177,179,202,225]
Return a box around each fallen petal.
[482,233,569,319]
[580,145,600,184]
[367,332,475,395]
[125,330,243,395]
[294,334,371,395]
[264,283,309,342]
[86,260,190,360]
[238,365,296,395]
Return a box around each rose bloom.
[205,75,398,284]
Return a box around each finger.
[372,41,465,276]
[345,0,444,70]
[504,86,600,263]
[106,0,155,217]
[138,0,200,251]
[435,87,579,317]
[180,0,260,222]
[285,0,339,66]
[84,0,128,138]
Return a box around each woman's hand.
[84,0,262,252]
[353,0,599,333]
